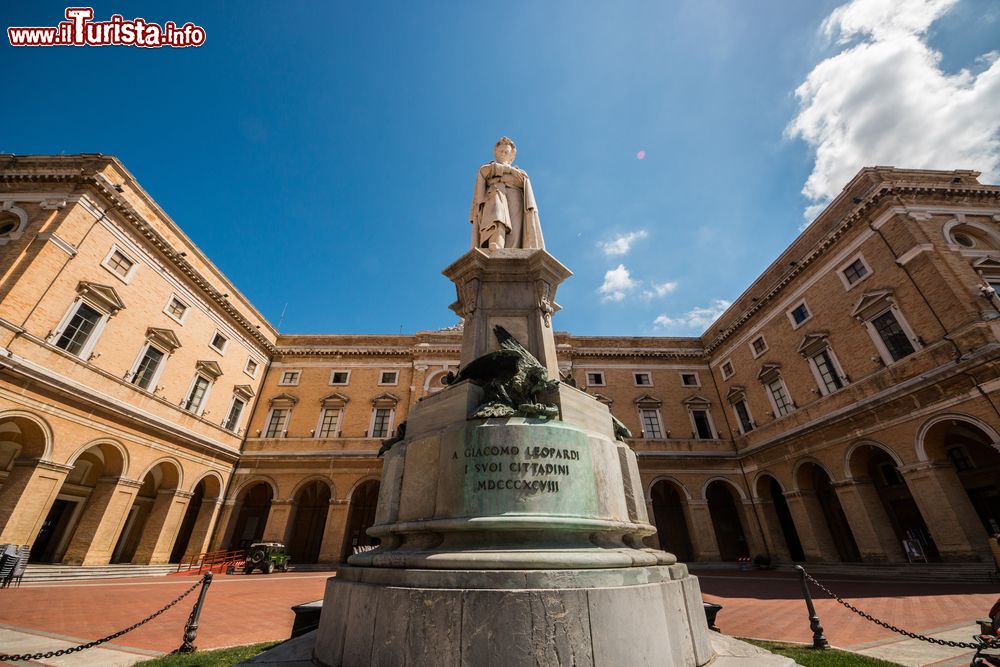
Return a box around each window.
[586,372,605,386]
[0,212,19,237]
[721,360,734,379]
[681,373,699,387]
[953,232,976,248]
[54,302,104,357]
[379,371,399,386]
[788,302,811,327]
[209,331,228,354]
[317,408,341,438]
[947,446,975,471]
[224,397,246,432]
[691,410,714,439]
[767,379,793,417]
[639,409,663,439]
[871,310,916,362]
[371,408,392,438]
[102,247,137,282]
[634,372,652,386]
[131,345,165,390]
[279,370,301,386]
[842,259,869,286]
[811,349,844,394]
[244,358,258,377]
[733,399,754,434]
[265,408,289,438]
[330,370,350,385]
[750,336,768,357]
[183,375,212,414]
[164,296,188,323]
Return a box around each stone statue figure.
[469,137,545,252]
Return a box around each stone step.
[18,563,178,583]
[690,561,997,583]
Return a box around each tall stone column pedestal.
[314,564,712,667]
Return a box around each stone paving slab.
[851,623,980,667]
[0,626,159,667]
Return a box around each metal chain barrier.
[799,567,998,651]
[0,574,205,662]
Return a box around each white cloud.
[788,0,1000,219]
[598,230,648,256]
[654,299,732,332]
[641,280,679,300]
[598,264,638,302]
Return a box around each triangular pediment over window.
[682,395,711,408]
[371,392,399,408]
[757,363,782,384]
[591,393,613,406]
[797,332,830,358]
[76,281,125,314]
[146,327,181,352]
[320,392,350,408]
[233,384,255,400]
[269,392,298,407]
[725,385,747,403]
[195,360,223,379]
[850,289,894,321]
[972,256,1000,272]
[633,394,662,408]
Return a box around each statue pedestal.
[443,248,570,378]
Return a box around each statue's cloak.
[469,161,545,251]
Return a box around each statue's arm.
[469,166,487,224]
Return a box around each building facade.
[2,155,999,567]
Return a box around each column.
[752,498,791,562]
[738,499,768,558]
[208,499,238,551]
[184,497,224,558]
[62,476,142,566]
[317,499,351,563]
[833,479,904,562]
[783,491,840,562]
[684,499,721,561]
[0,459,72,546]
[901,462,989,561]
[262,499,293,543]
[132,489,193,564]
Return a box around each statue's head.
[494,137,516,165]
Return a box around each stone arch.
[424,367,455,393]
[754,472,805,562]
[230,475,279,502]
[346,475,380,503]
[188,471,224,498]
[67,439,129,479]
[845,439,904,480]
[135,457,183,492]
[943,218,1000,249]
[647,475,692,501]
[289,475,336,501]
[792,457,836,492]
[342,477,381,561]
[110,458,185,563]
[0,409,53,462]
[287,478,334,564]
[701,476,747,501]
[794,459,861,562]
[916,413,1000,462]
[225,479,275,549]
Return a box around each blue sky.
[3,1,998,336]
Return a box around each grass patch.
[741,639,903,667]
[133,641,282,667]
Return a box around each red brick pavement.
[694,569,1000,649]
[0,568,996,660]
[0,571,329,655]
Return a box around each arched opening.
[706,480,749,561]
[35,442,127,564]
[923,419,1000,537]
[756,475,804,562]
[228,482,273,550]
[171,474,223,564]
[171,478,206,563]
[650,480,693,562]
[286,480,331,564]
[342,480,380,562]
[111,460,181,564]
[0,414,51,547]
[848,443,939,561]
[798,462,860,562]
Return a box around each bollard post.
[178,571,213,653]
[795,565,829,650]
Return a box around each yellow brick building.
[2,155,999,568]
